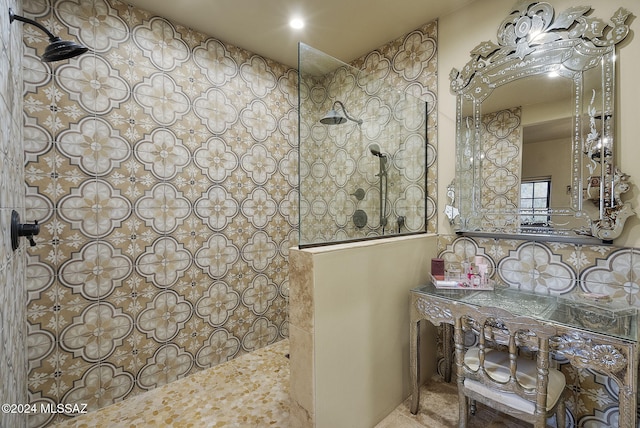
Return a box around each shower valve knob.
[11,210,40,251]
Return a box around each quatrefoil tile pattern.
[22,0,298,424]
[22,1,440,425]
[437,235,640,426]
[480,107,522,230]
[300,22,438,245]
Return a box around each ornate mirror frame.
[448,0,634,242]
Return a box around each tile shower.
[22,0,296,426]
[3,1,637,428]
[298,42,437,246]
[17,0,439,426]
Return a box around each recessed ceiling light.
[289,18,304,29]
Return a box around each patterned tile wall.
[300,65,427,244]
[438,234,640,427]
[480,107,521,231]
[21,0,297,425]
[351,23,438,235]
[457,107,523,232]
[299,23,438,245]
[1,1,28,427]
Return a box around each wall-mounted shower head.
[320,100,363,125]
[9,8,89,62]
[41,38,89,62]
[320,108,347,125]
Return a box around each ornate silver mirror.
[449,1,634,242]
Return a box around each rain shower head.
[41,37,89,62]
[319,108,347,125]
[320,101,362,125]
[9,8,89,62]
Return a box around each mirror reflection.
[484,74,573,228]
[451,2,634,242]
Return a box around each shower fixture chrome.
[9,8,89,62]
[320,101,362,125]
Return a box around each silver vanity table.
[409,284,639,428]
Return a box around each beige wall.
[289,235,438,428]
[522,138,572,208]
[438,0,640,246]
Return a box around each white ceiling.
[124,0,477,68]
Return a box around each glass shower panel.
[298,43,428,247]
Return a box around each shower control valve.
[11,210,40,251]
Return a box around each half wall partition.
[298,43,430,247]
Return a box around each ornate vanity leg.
[617,346,637,428]
[618,388,633,428]
[443,323,453,382]
[552,332,638,428]
[556,397,566,428]
[410,318,421,414]
[454,318,468,428]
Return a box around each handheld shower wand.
[369,144,389,233]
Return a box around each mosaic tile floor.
[53,338,520,428]
[53,340,290,428]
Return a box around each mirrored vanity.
[446,0,635,242]
[415,2,639,427]
[410,283,639,427]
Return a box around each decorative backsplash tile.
[437,234,640,426]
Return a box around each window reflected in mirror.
[520,179,551,226]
